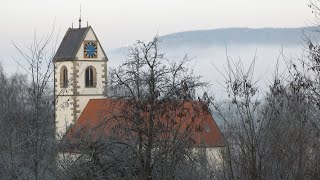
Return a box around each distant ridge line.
[159,27,312,46]
[163,27,308,36]
[109,27,316,54]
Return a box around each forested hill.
[110,27,313,55]
[159,27,309,47]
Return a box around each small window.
[63,68,68,87]
[60,66,68,88]
[85,67,96,87]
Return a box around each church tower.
[53,26,108,137]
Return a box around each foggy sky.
[1,0,313,48]
[0,0,313,73]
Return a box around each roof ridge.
[53,28,71,61]
[66,98,224,148]
[71,26,91,59]
[53,26,91,61]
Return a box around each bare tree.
[212,44,320,179]
[0,29,57,179]
[59,36,215,180]
[109,36,208,179]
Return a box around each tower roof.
[53,27,89,61]
[53,26,107,62]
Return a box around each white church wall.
[55,95,74,136]
[55,61,74,136]
[192,147,224,170]
[206,147,224,168]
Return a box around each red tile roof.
[66,99,224,148]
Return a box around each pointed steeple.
[79,4,82,28]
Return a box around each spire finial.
[79,4,82,28]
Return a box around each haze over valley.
[108,27,311,97]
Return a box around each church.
[53,24,224,168]
[54,25,108,136]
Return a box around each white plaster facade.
[54,27,107,137]
[192,147,224,169]
[206,147,224,168]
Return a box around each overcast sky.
[0,0,314,73]
[1,0,313,48]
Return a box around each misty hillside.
[109,27,312,55]
[108,27,309,101]
[160,27,308,47]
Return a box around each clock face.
[84,42,98,58]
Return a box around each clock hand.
[85,49,92,52]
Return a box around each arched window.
[85,67,96,87]
[60,66,68,88]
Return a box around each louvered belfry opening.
[60,66,68,88]
[85,67,96,87]
[63,67,68,87]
